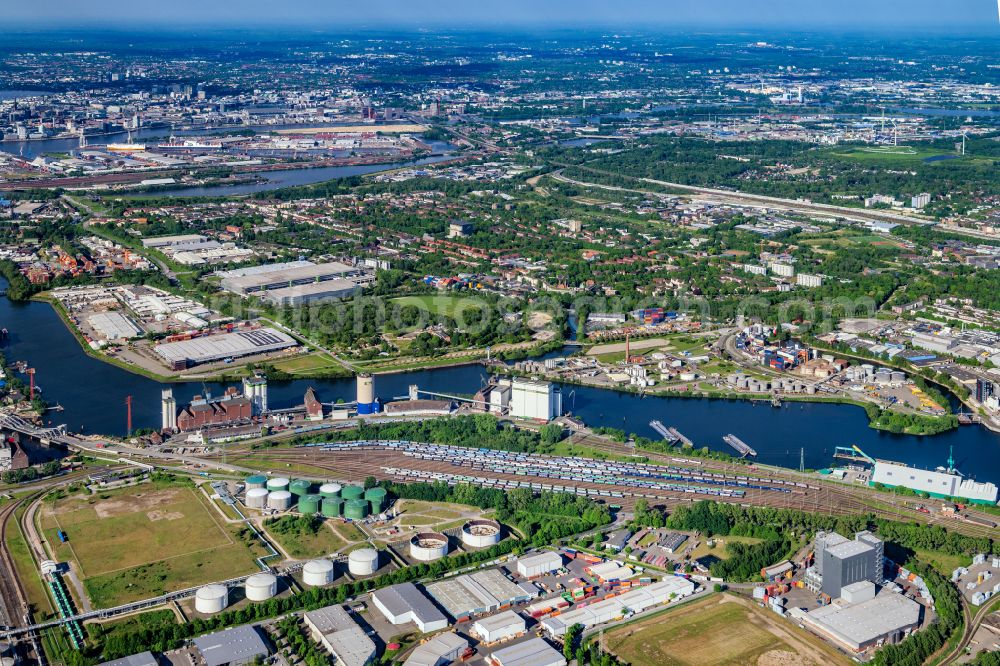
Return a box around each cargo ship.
[649,420,678,443]
[723,434,757,457]
[156,138,224,151]
[105,142,147,153]
[668,427,693,447]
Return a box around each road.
[939,595,1000,664]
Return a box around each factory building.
[484,377,561,421]
[871,460,998,504]
[219,260,374,305]
[192,625,270,666]
[154,327,297,369]
[516,551,563,578]
[176,387,252,432]
[88,312,144,341]
[795,586,921,654]
[472,610,526,644]
[807,530,883,598]
[541,578,695,636]
[403,632,468,666]
[371,582,449,633]
[303,604,376,666]
[488,637,566,666]
[426,569,537,621]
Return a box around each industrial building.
[795,588,921,653]
[806,530,883,598]
[871,460,998,504]
[98,652,158,666]
[509,378,562,421]
[141,233,207,248]
[472,610,526,643]
[191,624,270,666]
[426,569,537,621]
[219,260,375,304]
[88,311,143,341]
[586,560,636,583]
[241,372,268,414]
[303,604,377,666]
[541,578,696,636]
[173,387,252,432]
[516,551,563,578]
[371,582,449,633]
[403,632,469,666]
[154,327,297,369]
[488,637,566,666]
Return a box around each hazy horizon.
[8,0,1000,31]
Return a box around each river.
[1,283,998,484]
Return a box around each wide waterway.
[1,282,999,484]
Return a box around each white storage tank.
[268,490,293,511]
[348,548,379,576]
[410,532,449,561]
[462,519,502,548]
[195,584,228,614]
[245,488,269,509]
[319,482,342,498]
[266,477,290,492]
[244,573,278,602]
[302,559,335,587]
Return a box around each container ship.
[723,434,757,457]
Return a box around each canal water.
[1,282,999,484]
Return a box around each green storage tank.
[365,487,387,512]
[343,499,369,520]
[321,498,343,517]
[319,483,342,498]
[245,475,267,490]
[341,486,365,501]
[298,494,321,515]
[289,479,313,497]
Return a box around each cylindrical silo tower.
[356,374,375,414]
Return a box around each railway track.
[0,496,28,628]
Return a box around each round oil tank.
[302,559,335,587]
[461,519,502,548]
[357,374,374,404]
[410,532,449,561]
[195,584,228,614]
[245,475,267,490]
[365,487,387,512]
[268,490,293,511]
[348,548,379,576]
[244,573,278,602]
[266,477,290,492]
[319,482,342,498]
[298,494,321,515]
[321,497,344,517]
[341,485,365,501]
[245,488,269,509]
[289,479,312,496]
[343,499,368,520]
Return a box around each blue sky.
[11,0,1000,29]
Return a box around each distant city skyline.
[9,0,1000,30]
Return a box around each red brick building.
[177,388,252,431]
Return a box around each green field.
[605,595,850,666]
[264,517,349,558]
[393,294,491,320]
[688,535,763,562]
[41,483,260,608]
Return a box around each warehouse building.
[192,624,270,666]
[516,551,563,578]
[88,311,144,341]
[219,260,375,302]
[257,278,362,306]
[542,578,695,636]
[154,327,297,368]
[403,632,469,666]
[371,582,449,633]
[488,637,565,666]
[98,652,158,666]
[426,569,537,621]
[303,604,376,666]
[472,610,526,644]
[586,560,636,583]
[141,233,207,248]
[796,589,921,653]
[871,460,998,504]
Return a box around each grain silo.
[245,488,269,509]
[195,584,228,614]
[298,494,321,515]
[321,497,344,517]
[302,559,335,586]
[348,548,379,576]
[356,374,375,414]
[268,490,293,511]
[319,482,342,498]
[244,573,278,602]
[266,477,290,492]
[365,487,387,512]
